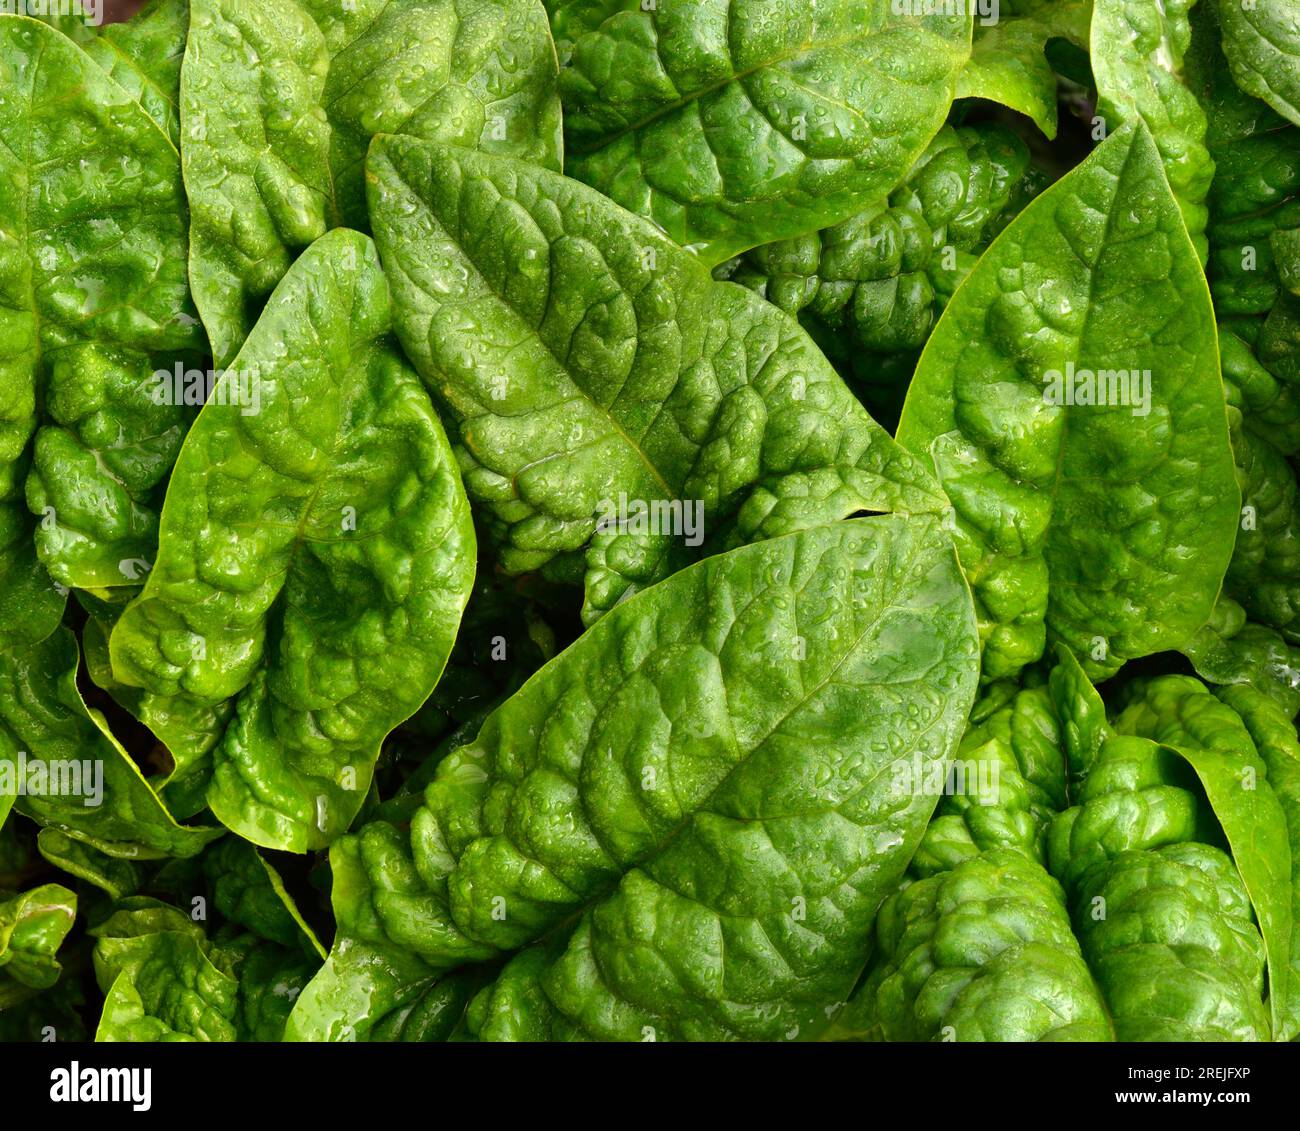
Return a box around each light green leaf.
[1091,0,1214,256]
[1219,0,1300,127]
[179,0,332,367]
[896,123,1239,680]
[82,0,189,145]
[36,828,144,901]
[957,0,1092,138]
[109,230,476,853]
[282,832,450,1041]
[1219,683,1300,1039]
[27,0,98,43]
[0,15,202,622]
[558,0,974,264]
[290,515,981,1041]
[367,136,946,623]
[1185,599,1300,718]
[844,848,1112,1041]
[0,627,221,859]
[0,883,76,1001]
[92,897,318,1041]
[180,0,563,365]
[1114,676,1294,1041]
[302,0,563,228]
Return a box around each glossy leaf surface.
[368,136,947,622]
[557,0,974,263]
[897,123,1239,680]
[289,516,981,1040]
[109,231,476,852]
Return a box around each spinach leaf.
[108,230,476,853]
[91,893,320,1041]
[77,589,230,818]
[1113,676,1294,1040]
[28,0,98,43]
[1186,3,1300,651]
[836,680,1112,1042]
[910,680,1068,875]
[844,650,1300,1041]
[1217,0,1300,127]
[81,0,189,145]
[178,0,332,368]
[845,847,1113,1040]
[203,838,326,956]
[1091,0,1214,256]
[9,0,1300,1050]
[302,0,564,228]
[0,884,77,1004]
[1219,684,1300,1037]
[0,15,203,636]
[35,829,146,902]
[541,0,621,57]
[1224,407,1300,638]
[1183,596,1300,718]
[897,122,1239,681]
[366,969,480,1041]
[180,0,563,366]
[555,1,975,264]
[367,136,947,622]
[956,0,1091,139]
[0,627,221,859]
[728,122,1048,427]
[288,515,981,1041]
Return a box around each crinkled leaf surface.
[281,837,451,1041]
[842,650,1300,1042]
[368,969,478,1041]
[557,0,974,264]
[79,589,227,819]
[180,0,562,365]
[731,121,1040,339]
[1047,646,1111,779]
[0,627,220,859]
[1092,0,1214,256]
[92,897,318,1041]
[836,671,1112,1043]
[82,0,189,145]
[109,230,476,853]
[204,838,326,957]
[1114,676,1294,1040]
[1184,598,1300,718]
[1187,5,1300,650]
[1190,1,1300,330]
[1219,0,1300,127]
[288,515,981,1041]
[367,136,946,623]
[178,0,332,367]
[542,0,623,55]
[1224,418,1300,640]
[0,515,57,656]
[0,16,202,628]
[0,883,76,1000]
[302,0,563,228]
[845,847,1112,1041]
[896,123,1239,680]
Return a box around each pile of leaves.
[2,0,1299,1042]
